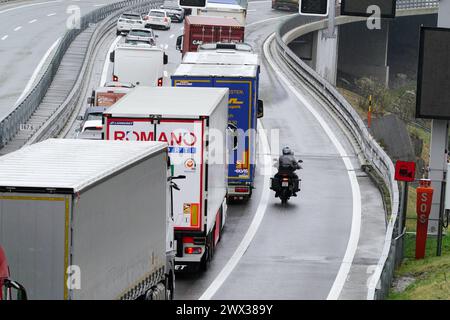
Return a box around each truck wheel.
[116,30,121,36]
[165,273,174,300]
[200,248,209,271]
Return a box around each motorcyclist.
[274,146,301,197]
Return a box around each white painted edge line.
[199,120,272,300]
[0,0,63,15]
[263,33,362,300]
[15,37,61,105]
[100,35,121,86]
[246,13,296,27]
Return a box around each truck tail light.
[182,237,194,244]
[158,77,163,87]
[164,17,168,22]
[235,187,249,193]
[113,75,118,82]
[185,247,202,254]
[143,15,149,20]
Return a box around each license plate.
[282,181,289,187]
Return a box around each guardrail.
[274,0,438,299]
[0,0,158,148]
[396,0,439,9]
[27,0,161,144]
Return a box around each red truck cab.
[176,16,244,56]
[0,246,27,300]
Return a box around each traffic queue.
[0,0,264,300]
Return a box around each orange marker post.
[416,179,434,259]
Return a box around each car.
[116,12,144,35]
[160,5,185,22]
[76,106,107,139]
[125,27,158,46]
[143,9,171,30]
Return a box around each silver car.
[116,13,144,35]
[125,27,158,46]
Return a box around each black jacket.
[278,154,300,172]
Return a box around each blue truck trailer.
[172,49,263,201]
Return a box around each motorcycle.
[270,160,303,205]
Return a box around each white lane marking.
[164,43,168,50]
[29,19,37,24]
[93,3,106,7]
[163,70,168,78]
[246,14,296,27]
[263,33,362,301]
[0,0,63,14]
[169,34,175,39]
[1,35,8,41]
[47,13,56,16]
[15,38,61,104]
[199,120,272,300]
[100,35,121,86]
[14,26,22,31]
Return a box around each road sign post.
[416,179,434,259]
[395,160,416,258]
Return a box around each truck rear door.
[213,78,255,183]
[156,120,204,232]
[0,194,70,300]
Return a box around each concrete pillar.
[314,29,339,85]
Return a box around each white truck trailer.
[198,1,247,25]
[0,139,174,300]
[104,87,229,272]
[110,42,168,87]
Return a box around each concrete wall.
[338,20,390,87]
[288,30,339,85]
[387,14,437,85]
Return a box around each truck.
[87,82,135,107]
[110,42,168,87]
[176,16,244,56]
[171,46,264,200]
[0,139,175,300]
[0,246,27,300]
[103,87,229,272]
[272,0,298,11]
[198,0,247,25]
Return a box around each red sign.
[395,161,416,182]
[416,179,433,259]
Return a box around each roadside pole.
[326,0,336,38]
[428,0,450,253]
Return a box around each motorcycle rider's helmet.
[282,146,292,155]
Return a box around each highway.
[0,0,126,120]
[67,0,376,300]
[1,0,387,300]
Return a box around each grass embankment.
[388,234,450,300]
